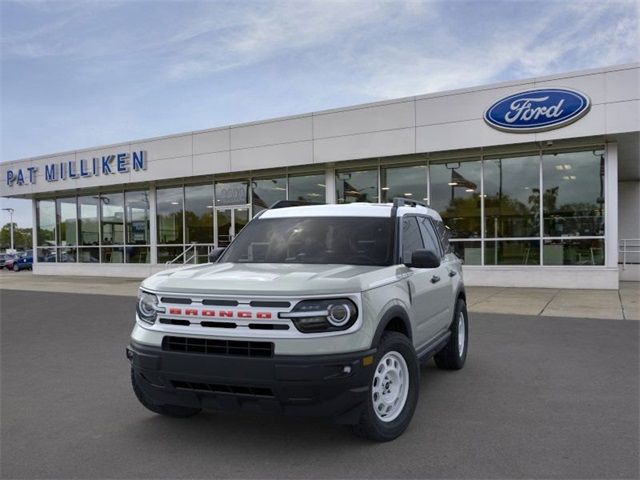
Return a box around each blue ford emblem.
[484,88,591,133]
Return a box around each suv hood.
[142,262,400,296]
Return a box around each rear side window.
[401,216,424,264]
[418,217,442,257]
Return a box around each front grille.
[171,380,274,397]
[162,336,274,357]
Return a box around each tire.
[352,332,420,442]
[434,298,468,370]
[13,264,19,272]
[131,368,201,418]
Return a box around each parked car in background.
[3,253,17,270]
[0,253,13,269]
[12,251,33,271]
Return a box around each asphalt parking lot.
[1,289,638,479]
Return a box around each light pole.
[2,207,15,251]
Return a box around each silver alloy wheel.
[457,311,466,357]
[371,351,409,422]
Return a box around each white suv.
[127,198,468,441]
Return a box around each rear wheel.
[434,298,468,370]
[131,369,201,418]
[352,332,419,442]
[12,264,19,272]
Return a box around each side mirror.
[406,249,440,269]
[208,247,226,263]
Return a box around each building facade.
[2,64,638,289]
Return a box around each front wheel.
[352,332,420,442]
[12,264,19,272]
[434,298,468,370]
[131,369,201,418]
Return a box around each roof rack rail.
[392,197,429,208]
[269,200,324,209]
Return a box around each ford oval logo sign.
[484,88,591,133]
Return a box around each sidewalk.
[1,271,638,320]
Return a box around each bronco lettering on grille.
[166,308,272,320]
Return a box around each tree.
[0,223,32,250]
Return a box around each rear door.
[400,215,449,347]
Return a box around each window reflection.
[449,241,482,265]
[100,193,124,246]
[56,197,77,247]
[484,240,540,265]
[125,191,150,245]
[543,238,604,265]
[185,184,213,243]
[336,170,378,203]
[381,165,428,203]
[157,187,183,244]
[78,196,99,246]
[542,150,605,237]
[484,155,540,238]
[215,181,249,206]
[430,160,481,238]
[252,177,286,212]
[36,200,56,246]
[288,174,325,203]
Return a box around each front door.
[215,206,250,247]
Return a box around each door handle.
[430,275,440,284]
[448,270,457,277]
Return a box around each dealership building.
[1,63,638,289]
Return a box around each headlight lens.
[136,291,163,324]
[280,298,358,333]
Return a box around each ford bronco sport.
[127,198,468,441]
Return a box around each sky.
[1,0,639,227]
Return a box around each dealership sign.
[5,151,147,187]
[484,88,591,133]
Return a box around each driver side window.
[401,216,424,264]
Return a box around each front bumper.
[127,340,376,424]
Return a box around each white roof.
[259,202,443,221]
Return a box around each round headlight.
[327,303,352,327]
[137,291,159,324]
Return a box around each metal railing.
[619,239,640,269]
[166,243,197,265]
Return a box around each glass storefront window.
[430,160,481,238]
[157,187,184,244]
[543,238,604,265]
[36,200,56,246]
[56,197,77,247]
[381,165,428,203]
[58,246,77,263]
[78,195,100,246]
[157,246,184,264]
[78,247,99,263]
[125,191,150,245]
[100,193,124,245]
[37,247,56,263]
[449,241,482,265]
[252,177,286,212]
[484,155,540,238]
[125,246,150,263]
[336,170,378,203]
[484,240,540,265]
[288,173,325,203]
[215,181,249,206]
[101,246,124,263]
[542,150,605,237]
[185,184,214,243]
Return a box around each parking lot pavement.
[1,290,638,479]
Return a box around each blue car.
[13,251,33,271]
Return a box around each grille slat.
[163,336,273,358]
[171,380,274,397]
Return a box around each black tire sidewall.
[454,299,469,365]
[362,332,420,441]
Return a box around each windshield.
[220,216,394,266]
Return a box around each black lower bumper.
[127,341,376,424]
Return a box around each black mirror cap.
[406,249,440,269]
[208,247,226,263]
